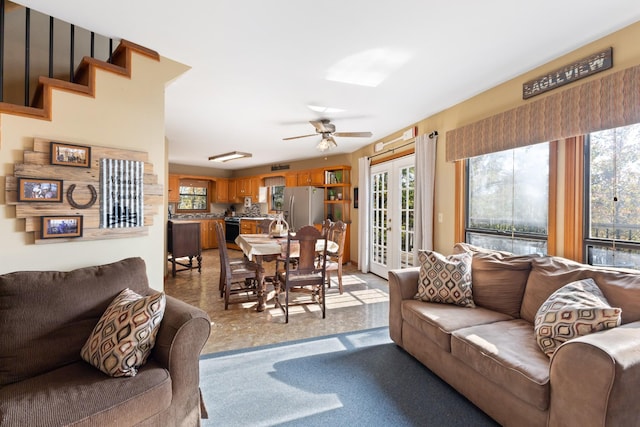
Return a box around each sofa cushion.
[0,257,150,386]
[415,250,475,308]
[81,288,166,377]
[451,319,551,411]
[534,278,621,357]
[521,256,640,324]
[454,244,537,318]
[0,360,171,426]
[402,300,513,352]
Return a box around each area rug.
[199,327,498,426]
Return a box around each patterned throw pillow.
[415,250,475,308]
[534,278,621,357]
[81,288,166,377]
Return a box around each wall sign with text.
[523,47,612,99]
[100,158,144,228]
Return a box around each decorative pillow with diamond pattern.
[534,278,621,357]
[81,288,166,377]
[415,250,475,308]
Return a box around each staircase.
[0,0,159,120]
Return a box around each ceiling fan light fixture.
[208,151,252,162]
[316,137,335,152]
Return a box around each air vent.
[271,164,290,171]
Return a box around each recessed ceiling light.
[307,105,345,114]
[326,48,412,87]
[208,151,252,162]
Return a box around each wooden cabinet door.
[285,172,298,187]
[168,174,180,203]
[297,169,324,186]
[251,176,261,202]
[199,220,210,249]
[228,179,238,202]
[215,178,228,203]
[309,169,324,186]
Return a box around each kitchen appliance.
[224,216,241,243]
[283,186,325,231]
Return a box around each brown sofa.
[0,257,211,426]
[389,244,640,427]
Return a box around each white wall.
[0,52,189,290]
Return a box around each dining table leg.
[255,255,267,312]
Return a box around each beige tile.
[164,248,389,354]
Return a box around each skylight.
[326,48,412,87]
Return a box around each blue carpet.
[199,327,499,426]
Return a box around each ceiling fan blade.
[310,119,335,133]
[333,131,373,138]
[283,134,317,141]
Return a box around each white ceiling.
[14,1,640,170]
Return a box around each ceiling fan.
[283,119,372,152]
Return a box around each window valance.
[446,64,640,161]
[264,176,285,187]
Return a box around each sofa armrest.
[388,267,420,346]
[152,295,211,422]
[549,321,640,427]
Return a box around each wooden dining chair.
[275,225,328,323]
[325,220,347,294]
[215,222,260,310]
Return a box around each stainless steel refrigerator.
[283,186,325,231]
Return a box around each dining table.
[234,233,338,312]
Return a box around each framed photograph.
[17,178,63,202]
[50,141,91,168]
[41,215,83,239]
[353,187,359,209]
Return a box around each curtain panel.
[414,133,437,251]
[446,64,640,161]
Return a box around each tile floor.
[164,248,390,355]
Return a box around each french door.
[369,155,416,278]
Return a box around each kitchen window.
[177,179,209,213]
[264,176,286,212]
[584,123,640,269]
[465,142,549,255]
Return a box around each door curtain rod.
[369,130,438,159]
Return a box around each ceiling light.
[316,136,337,152]
[208,151,252,162]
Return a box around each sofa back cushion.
[520,256,640,324]
[453,243,537,318]
[0,257,150,386]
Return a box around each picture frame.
[17,178,63,202]
[353,187,359,209]
[41,215,83,239]
[50,141,91,168]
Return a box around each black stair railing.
[0,0,117,106]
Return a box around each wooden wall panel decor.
[4,138,162,244]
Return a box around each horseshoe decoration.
[67,184,98,209]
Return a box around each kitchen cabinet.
[250,176,262,202]
[199,219,224,249]
[236,178,252,200]
[240,218,258,234]
[284,172,298,187]
[228,179,238,202]
[168,174,180,203]
[297,169,324,186]
[215,178,229,203]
